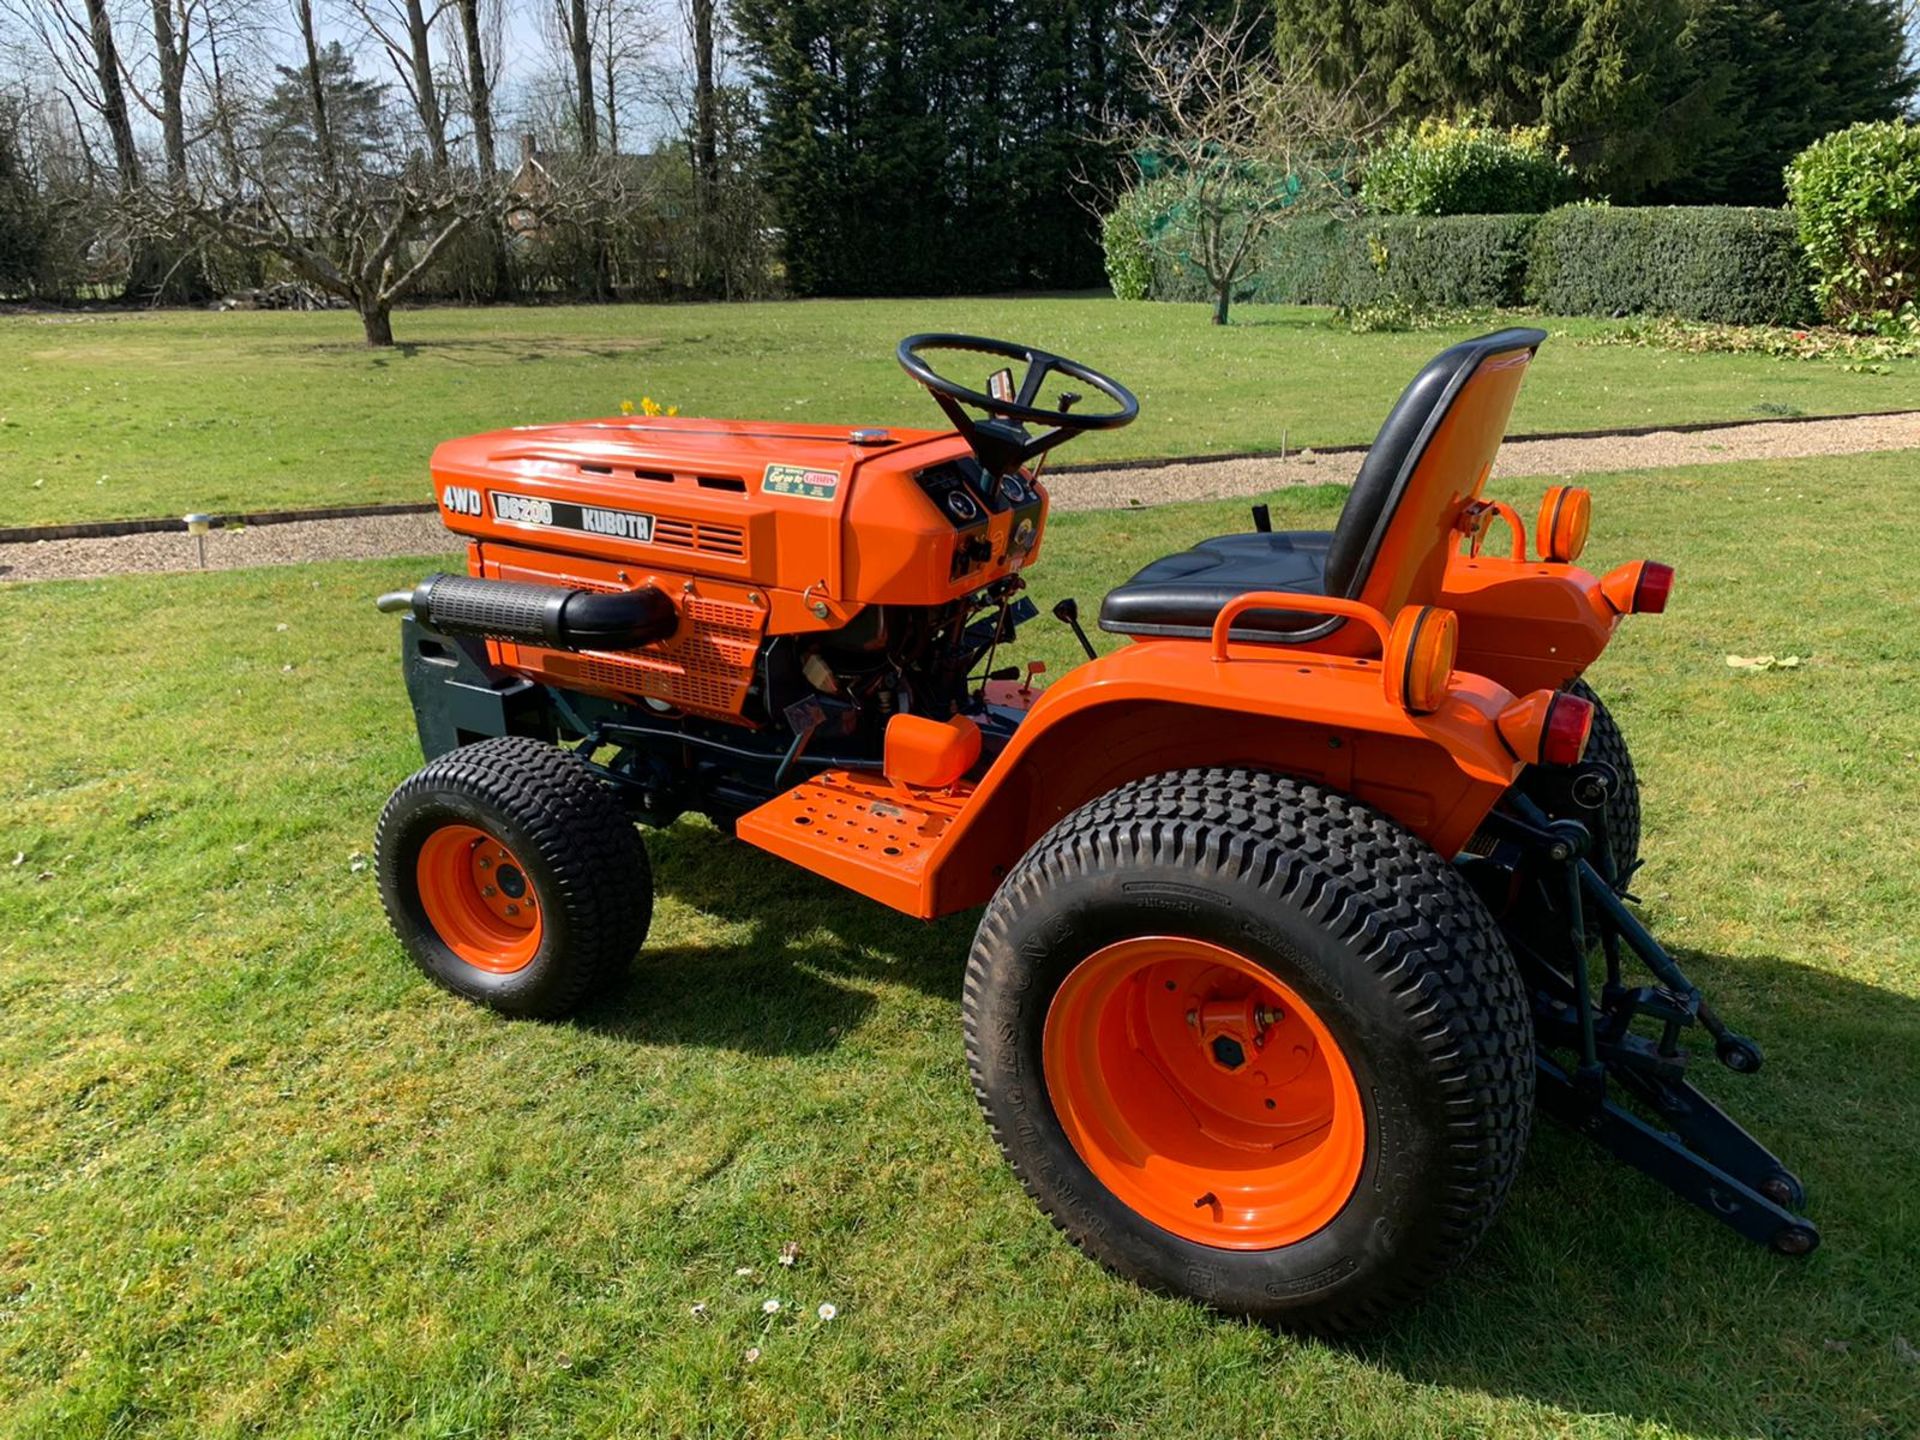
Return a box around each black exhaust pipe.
[377,573,678,650]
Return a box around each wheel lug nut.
[505,904,519,916]
[478,857,491,869]
[482,886,496,897]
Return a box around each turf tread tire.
[376,736,651,1019]
[963,767,1533,1330]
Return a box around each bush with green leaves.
[1100,193,1155,301]
[1361,118,1573,216]
[1784,120,1920,332]
[1526,205,1815,325]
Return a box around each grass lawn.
[2,451,1917,1438]
[4,297,1918,527]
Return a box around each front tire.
[964,768,1533,1330]
[376,736,652,1018]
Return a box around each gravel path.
[1042,409,1920,511]
[5,410,1917,585]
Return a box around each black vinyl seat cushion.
[1096,530,1334,641]
[1097,325,1547,643]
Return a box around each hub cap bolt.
[482,886,497,897]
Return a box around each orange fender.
[919,636,1523,915]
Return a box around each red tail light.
[1498,689,1595,767]
[1634,562,1675,614]
[1542,693,1595,766]
[1601,560,1676,615]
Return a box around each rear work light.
[1384,604,1459,715]
[1498,689,1595,767]
[1601,560,1676,615]
[1536,485,1591,563]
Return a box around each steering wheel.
[896,333,1139,474]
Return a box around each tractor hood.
[431,416,950,499]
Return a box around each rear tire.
[376,736,652,1018]
[1566,677,1641,876]
[963,768,1533,1331]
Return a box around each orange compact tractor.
[374,330,1815,1327]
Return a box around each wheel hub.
[1042,936,1366,1250]
[415,825,543,973]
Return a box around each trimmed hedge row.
[1138,205,1815,324]
[1526,206,1816,325]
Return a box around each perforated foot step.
[736,770,971,917]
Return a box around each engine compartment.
[422,414,1053,826]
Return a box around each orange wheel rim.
[414,824,543,974]
[1043,936,1365,1250]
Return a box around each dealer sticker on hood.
[762,463,840,501]
[486,490,654,542]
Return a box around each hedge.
[1129,204,1815,325]
[1525,206,1816,325]
[1149,214,1538,308]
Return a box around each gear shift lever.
[1053,597,1097,661]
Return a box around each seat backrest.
[1324,328,1546,615]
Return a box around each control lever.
[1053,597,1097,661]
[1057,391,1083,413]
[1251,503,1272,533]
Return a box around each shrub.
[1784,120,1920,331]
[1526,205,1815,325]
[1100,196,1154,301]
[1361,118,1573,216]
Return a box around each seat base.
[1098,530,1337,641]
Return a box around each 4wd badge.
[762,463,840,501]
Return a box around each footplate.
[737,770,970,918]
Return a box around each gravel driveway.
[4,410,1916,585]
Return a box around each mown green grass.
[4,297,1917,527]
[2,452,1917,1438]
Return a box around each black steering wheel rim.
[896,333,1139,432]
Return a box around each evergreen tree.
[1652,0,1918,202]
[258,42,392,181]
[735,0,1201,294]
[1272,0,1916,202]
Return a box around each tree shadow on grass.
[575,823,1919,1433]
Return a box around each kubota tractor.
[373,330,1816,1328]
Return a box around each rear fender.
[1441,553,1618,696]
[927,637,1522,914]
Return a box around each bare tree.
[450,0,512,296]
[685,0,715,189]
[131,3,500,343]
[292,0,337,183]
[142,166,495,342]
[343,0,451,167]
[550,0,596,155]
[1110,10,1373,324]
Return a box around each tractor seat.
[1094,531,1334,641]
[1098,326,1548,644]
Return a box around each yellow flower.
[619,399,634,415]
[667,406,680,417]
[641,396,663,417]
